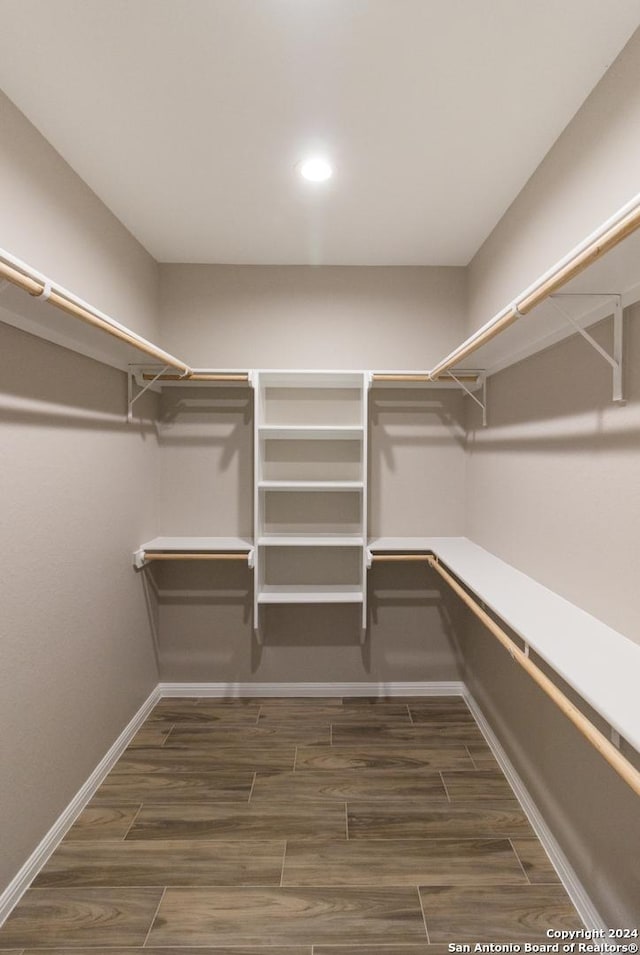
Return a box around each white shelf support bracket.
[365,548,373,570]
[133,547,147,570]
[448,371,487,427]
[247,548,255,570]
[127,364,170,423]
[549,294,624,403]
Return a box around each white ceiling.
[0,1,638,266]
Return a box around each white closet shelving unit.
[253,371,368,630]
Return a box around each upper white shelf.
[259,480,364,491]
[369,536,640,754]
[259,425,364,440]
[457,225,640,378]
[258,584,364,604]
[0,282,162,374]
[259,535,364,547]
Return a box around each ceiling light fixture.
[298,157,333,182]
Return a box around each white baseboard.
[159,680,465,698]
[463,688,606,932]
[0,685,160,927]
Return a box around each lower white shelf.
[258,584,364,604]
[259,535,363,546]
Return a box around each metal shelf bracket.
[549,294,624,403]
[127,364,170,423]
[448,370,488,426]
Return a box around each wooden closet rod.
[142,372,249,382]
[428,198,640,379]
[423,554,640,798]
[143,552,249,561]
[370,554,431,561]
[0,259,192,375]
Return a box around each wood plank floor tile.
[466,742,500,768]
[126,723,173,748]
[112,744,295,774]
[148,701,260,724]
[33,839,285,888]
[0,888,163,948]
[295,745,474,771]
[9,696,580,948]
[20,949,311,955]
[258,697,344,707]
[147,886,427,946]
[62,805,141,842]
[251,770,448,802]
[347,802,535,839]
[331,723,486,746]
[166,723,331,745]
[419,885,583,942]
[408,700,474,723]
[283,838,527,886]
[511,839,562,884]
[313,946,455,954]
[90,770,253,804]
[126,801,346,842]
[258,703,412,723]
[442,770,521,805]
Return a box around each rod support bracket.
[448,370,488,427]
[247,548,255,569]
[549,293,624,403]
[133,548,147,570]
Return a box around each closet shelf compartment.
[258,584,364,604]
[258,535,364,547]
[259,480,364,491]
[259,425,364,440]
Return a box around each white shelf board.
[259,480,364,491]
[369,537,461,552]
[258,584,364,604]
[141,536,253,552]
[458,228,640,378]
[0,284,161,374]
[258,371,364,388]
[259,535,364,547]
[259,425,364,440]
[371,372,484,392]
[370,536,640,754]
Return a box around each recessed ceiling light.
[299,157,333,182]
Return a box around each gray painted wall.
[0,90,159,342]
[0,93,161,899]
[466,299,640,649]
[153,269,468,682]
[459,613,640,927]
[158,264,466,370]
[461,312,640,925]
[468,28,640,334]
[0,323,160,896]
[459,35,640,922]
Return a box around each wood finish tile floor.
[0,696,582,950]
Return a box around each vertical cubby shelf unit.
[254,371,368,630]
